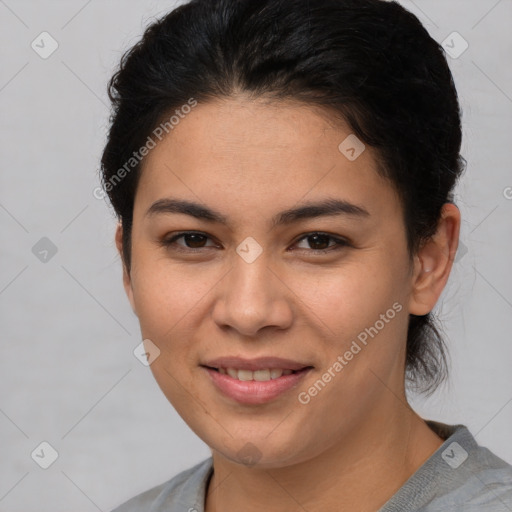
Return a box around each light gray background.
[1,0,511,510]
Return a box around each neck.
[204,404,443,512]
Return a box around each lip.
[201,356,311,372]
[202,366,313,405]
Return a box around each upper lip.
[201,356,313,372]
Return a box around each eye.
[160,231,350,254]
[292,232,350,253]
[161,231,219,251]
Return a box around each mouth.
[200,363,314,405]
[202,366,312,382]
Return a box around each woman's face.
[121,96,424,468]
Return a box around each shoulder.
[431,439,512,510]
[380,421,512,512]
[420,421,512,511]
[110,457,213,512]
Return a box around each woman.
[101,0,512,510]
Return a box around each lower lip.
[202,366,312,405]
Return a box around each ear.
[115,223,138,316]
[409,203,461,316]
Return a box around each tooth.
[270,369,284,379]
[222,368,293,380]
[253,369,271,381]
[226,368,238,379]
[237,369,253,381]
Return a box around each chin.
[209,432,314,470]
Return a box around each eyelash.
[160,231,351,254]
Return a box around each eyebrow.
[145,197,370,228]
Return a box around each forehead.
[134,96,401,225]
[153,96,358,164]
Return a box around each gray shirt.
[111,421,512,511]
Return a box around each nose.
[211,251,293,337]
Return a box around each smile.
[201,365,313,404]
[209,367,298,381]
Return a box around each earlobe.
[115,223,138,317]
[409,203,461,316]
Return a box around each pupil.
[309,234,329,250]
[185,234,206,248]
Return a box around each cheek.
[293,264,408,419]
[291,258,405,337]
[292,256,410,398]
[128,259,212,408]
[130,243,204,322]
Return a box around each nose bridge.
[212,247,292,336]
[232,251,272,302]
